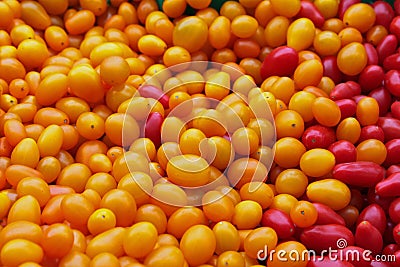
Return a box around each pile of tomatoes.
[0,0,400,266]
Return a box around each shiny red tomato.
[301,125,336,150]
[385,70,400,97]
[359,125,385,143]
[328,140,357,164]
[358,65,385,92]
[373,1,395,30]
[260,46,299,79]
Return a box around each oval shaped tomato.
[260,46,298,79]
[287,17,315,52]
[337,42,368,76]
[385,70,400,97]
[301,125,336,149]
[180,225,216,266]
[307,179,351,210]
[261,208,295,239]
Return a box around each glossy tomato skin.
[369,87,392,115]
[328,140,357,164]
[393,223,400,245]
[383,53,400,71]
[384,139,400,166]
[382,243,399,256]
[392,102,400,119]
[389,198,400,224]
[376,173,400,197]
[358,65,384,92]
[300,224,354,254]
[354,221,383,254]
[364,43,379,65]
[338,0,361,19]
[385,70,400,97]
[358,125,385,143]
[260,46,299,79]
[261,209,295,239]
[356,204,387,234]
[377,117,400,141]
[145,112,163,148]
[297,1,324,28]
[301,125,336,150]
[377,35,398,65]
[355,221,383,255]
[330,82,361,100]
[390,16,400,41]
[387,165,400,176]
[335,99,357,120]
[332,161,385,187]
[306,256,355,267]
[138,85,169,109]
[322,56,342,84]
[313,203,345,226]
[373,1,395,30]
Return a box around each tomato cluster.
[0,0,400,266]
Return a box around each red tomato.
[328,140,357,164]
[385,139,400,166]
[300,224,354,254]
[373,1,395,30]
[392,102,400,119]
[389,198,400,224]
[330,82,361,100]
[261,208,295,239]
[383,53,400,71]
[333,161,385,187]
[313,203,346,226]
[377,34,398,64]
[369,87,392,116]
[396,0,400,15]
[359,125,385,143]
[335,99,357,120]
[358,65,384,92]
[355,221,383,254]
[364,43,379,65]
[375,172,400,197]
[387,165,400,176]
[145,112,163,148]
[356,203,387,234]
[383,243,399,255]
[301,125,336,150]
[389,16,400,41]
[377,117,400,141]
[385,70,400,97]
[322,56,342,84]
[296,1,325,28]
[260,46,299,79]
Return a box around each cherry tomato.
[261,46,298,80]
[337,42,368,76]
[385,70,400,97]
[287,18,315,51]
[301,125,336,150]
